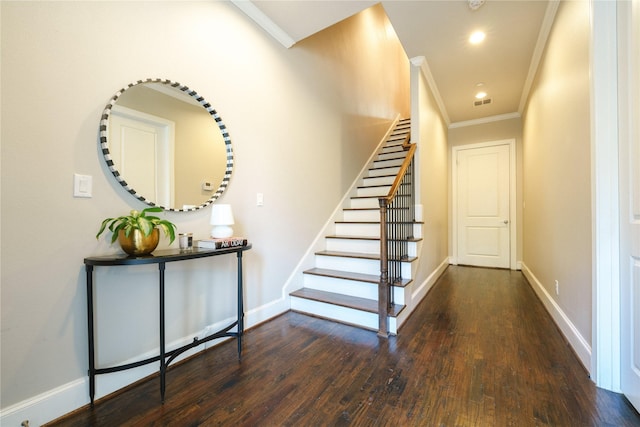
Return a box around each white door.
[620,0,640,412]
[109,105,174,207]
[455,143,511,268]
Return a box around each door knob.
[503,219,509,224]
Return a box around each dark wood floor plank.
[47,266,640,426]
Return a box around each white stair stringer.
[290,118,421,335]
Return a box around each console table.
[84,245,251,404]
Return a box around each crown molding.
[448,112,521,129]
[518,0,560,114]
[410,56,451,126]
[231,0,296,48]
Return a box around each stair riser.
[391,133,410,140]
[302,274,378,300]
[315,255,413,278]
[367,167,400,178]
[373,158,404,169]
[362,176,395,187]
[386,140,407,148]
[343,209,380,222]
[290,297,381,331]
[345,211,424,228]
[357,186,391,197]
[301,274,408,305]
[326,238,379,254]
[290,297,399,334]
[336,220,422,239]
[380,146,404,155]
[349,197,380,209]
[335,222,380,236]
[393,287,406,305]
[327,238,418,256]
[377,151,406,161]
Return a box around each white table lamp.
[210,204,235,238]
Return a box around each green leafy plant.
[96,207,177,244]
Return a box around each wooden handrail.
[380,140,415,205]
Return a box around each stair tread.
[357,182,409,189]
[350,194,405,200]
[373,155,406,161]
[358,182,392,187]
[381,143,405,150]
[315,250,417,262]
[326,234,422,242]
[350,195,382,200]
[368,165,401,171]
[290,288,404,317]
[303,267,413,287]
[304,267,380,283]
[362,174,396,179]
[343,207,412,212]
[336,220,422,224]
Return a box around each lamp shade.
[210,204,234,238]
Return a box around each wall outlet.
[555,280,559,296]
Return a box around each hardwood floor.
[48,266,640,426]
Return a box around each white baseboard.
[0,377,88,427]
[0,303,289,427]
[393,257,449,330]
[520,262,592,372]
[411,257,449,303]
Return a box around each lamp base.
[211,225,233,239]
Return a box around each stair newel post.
[378,197,390,338]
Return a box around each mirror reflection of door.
[110,105,175,208]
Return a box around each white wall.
[410,60,449,301]
[521,0,592,369]
[0,1,409,424]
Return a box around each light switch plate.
[74,173,92,198]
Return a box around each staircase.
[290,119,421,334]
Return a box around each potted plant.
[96,207,177,256]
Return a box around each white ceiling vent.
[473,98,492,107]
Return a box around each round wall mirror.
[99,78,232,211]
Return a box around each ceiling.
[233,0,557,127]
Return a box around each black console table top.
[84,244,252,266]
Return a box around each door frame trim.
[452,139,517,270]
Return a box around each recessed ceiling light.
[469,31,486,44]
[475,91,487,99]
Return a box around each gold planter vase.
[118,228,160,256]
